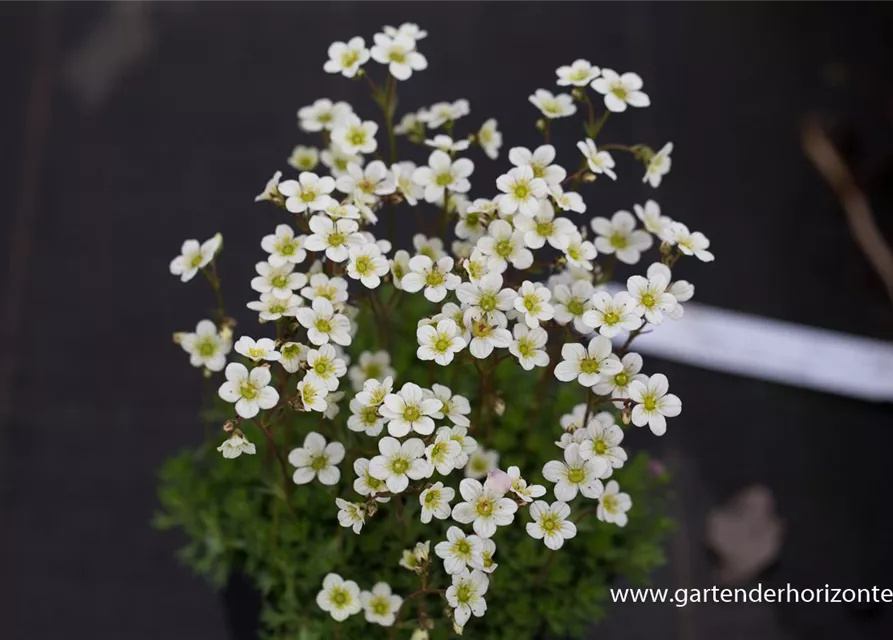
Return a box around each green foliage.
[156,285,673,639]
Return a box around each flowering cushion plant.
[156,22,713,639]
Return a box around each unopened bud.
[202,368,213,379]
[289,397,306,412]
[367,501,379,518]
[582,172,597,183]
[172,332,186,345]
[535,119,547,133]
[223,420,237,432]
[621,405,632,425]
[571,87,586,101]
[492,396,505,416]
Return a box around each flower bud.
[535,119,546,133]
[172,332,186,345]
[571,87,586,101]
[492,396,505,416]
[223,420,237,432]
[582,172,597,183]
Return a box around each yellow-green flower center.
[424,489,441,508]
[568,467,586,484]
[610,233,628,249]
[580,358,600,375]
[403,405,421,422]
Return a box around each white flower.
[346,243,389,289]
[394,111,421,135]
[476,219,534,271]
[560,403,588,434]
[542,443,607,501]
[556,59,600,86]
[360,582,402,627]
[401,255,460,303]
[287,145,319,172]
[298,98,352,133]
[347,397,386,436]
[444,425,478,469]
[554,336,623,387]
[455,272,516,320]
[435,526,484,575]
[380,382,441,437]
[305,343,347,391]
[413,233,447,260]
[583,291,642,337]
[304,214,364,262]
[278,172,336,214]
[400,541,430,573]
[465,447,498,479]
[217,433,257,459]
[419,99,470,129]
[353,458,390,499]
[670,221,714,262]
[296,373,329,412]
[217,363,279,419]
[169,233,221,282]
[578,417,628,470]
[348,351,395,391]
[527,500,577,550]
[261,224,306,267]
[370,33,427,80]
[178,319,231,371]
[452,477,517,538]
[598,480,632,527]
[477,118,502,159]
[251,261,308,300]
[495,166,549,217]
[643,142,673,188]
[316,573,361,622]
[551,280,595,334]
[425,430,463,475]
[591,69,650,113]
[563,233,597,272]
[323,36,369,77]
[455,199,490,240]
[514,201,575,251]
[509,144,566,187]
[289,432,344,485]
[255,170,282,202]
[551,186,587,214]
[301,272,349,304]
[355,375,394,408]
[576,138,617,180]
[321,142,363,177]
[392,161,423,206]
[626,268,677,324]
[508,324,549,370]
[529,89,577,118]
[506,465,546,502]
[591,210,653,265]
[446,569,489,627]
[513,280,554,328]
[332,114,378,155]
[336,498,366,534]
[336,160,395,206]
[634,199,674,241]
[369,436,432,493]
[412,150,474,203]
[384,22,427,40]
[427,383,471,426]
[234,336,281,363]
[279,341,308,373]
[628,373,681,436]
[425,134,470,153]
[465,310,513,359]
[420,481,456,523]
[296,297,352,346]
[246,292,302,322]
[417,318,467,365]
[593,351,646,406]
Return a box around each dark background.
[2,2,893,639]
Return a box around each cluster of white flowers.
[170,24,713,636]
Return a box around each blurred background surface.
[2,2,893,639]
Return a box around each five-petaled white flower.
[634,199,674,241]
[527,500,577,550]
[591,69,650,113]
[446,569,489,627]
[465,309,513,360]
[332,114,379,155]
[251,260,308,299]
[278,172,336,214]
[628,373,682,436]
[279,341,308,373]
[178,319,231,371]
[380,382,441,437]
[495,166,549,217]
[360,582,403,627]
[234,336,281,363]
[419,99,470,128]
[301,272,349,304]
[425,429,463,476]
[370,33,428,80]
[513,280,555,328]
[369,436,432,493]
[554,336,623,387]
[296,373,329,412]
[289,431,344,485]
[626,268,677,325]
[169,233,221,282]
[598,480,633,527]
[514,200,575,250]
[476,219,534,271]
[287,145,319,172]
[336,498,366,534]
[391,161,423,206]
[261,224,306,267]
[644,142,673,188]
[401,255,460,303]
[551,186,587,214]
[542,443,607,501]
[218,363,279,419]
[246,292,303,322]
[591,210,653,265]
[451,478,518,538]
[593,351,646,407]
[420,481,456,523]
[316,573,361,621]
[412,150,474,203]
[508,324,549,370]
[425,134,471,153]
[347,243,389,289]
[578,416,628,471]
[217,433,256,459]
[455,271,516,320]
[383,22,427,41]
[551,280,595,334]
[506,465,546,502]
[323,36,370,78]
[417,318,467,365]
[577,138,617,180]
[352,458,390,499]
[305,343,347,391]
[427,384,471,426]
[583,291,642,337]
[477,118,502,160]
[670,221,714,262]
[435,526,484,575]
[355,375,394,408]
[556,59,600,86]
[509,144,566,187]
[529,89,577,118]
[305,214,364,262]
[296,297,352,346]
[298,98,352,132]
